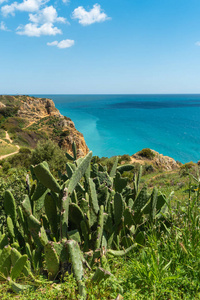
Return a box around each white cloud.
[195,41,200,46]
[3,2,66,37]
[72,3,110,26]
[17,0,47,12]
[1,0,48,16]
[17,22,62,36]
[29,6,66,24]
[62,0,70,3]
[0,21,9,31]
[0,0,7,5]
[47,39,74,48]
[1,3,16,16]
[2,2,65,38]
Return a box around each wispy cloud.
[47,39,74,48]
[195,41,200,46]
[72,3,110,26]
[17,22,62,36]
[0,20,10,31]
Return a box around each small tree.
[31,140,67,173]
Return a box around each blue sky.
[1,0,200,94]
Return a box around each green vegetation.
[0,129,6,139]
[0,141,18,156]
[0,143,200,299]
[0,140,67,173]
[0,106,19,118]
[0,95,21,107]
[138,148,155,160]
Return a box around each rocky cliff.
[16,96,61,120]
[131,149,180,170]
[0,95,89,157]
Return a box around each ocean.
[33,94,200,163]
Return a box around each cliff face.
[17,96,61,120]
[0,95,89,157]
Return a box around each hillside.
[0,95,88,157]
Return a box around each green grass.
[0,129,6,139]
[0,141,18,156]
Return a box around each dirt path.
[130,157,145,165]
[150,170,177,180]
[5,131,12,143]
[23,115,48,130]
[24,121,36,129]
[0,131,20,160]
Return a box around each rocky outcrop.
[57,116,89,157]
[131,149,180,170]
[61,132,88,157]
[0,102,6,109]
[17,97,61,121]
[150,150,179,170]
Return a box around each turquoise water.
[33,95,200,163]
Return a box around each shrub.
[31,140,67,173]
[3,150,32,170]
[19,147,32,154]
[60,130,70,137]
[138,148,155,160]
[91,156,101,164]
[118,154,131,163]
[0,106,19,117]
[0,168,27,230]
[2,161,11,172]
[180,161,196,177]
[144,163,155,173]
[180,161,196,170]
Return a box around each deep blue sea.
[33,94,200,163]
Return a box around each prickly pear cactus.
[1,143,168,299]
[44,243,60,280]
